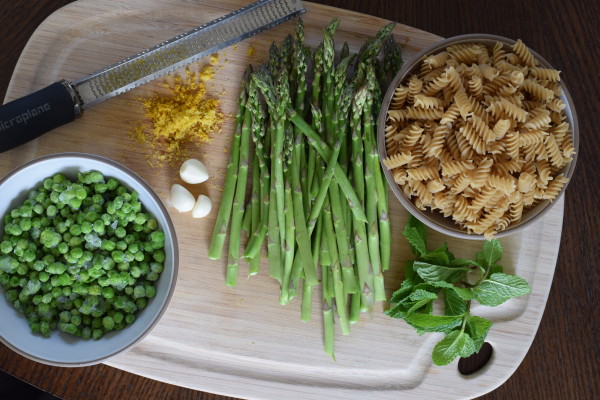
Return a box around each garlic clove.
[169,184,195,213]
[180,159,209,184]
[192,194,212,218]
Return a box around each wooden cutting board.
[1,0,564,398]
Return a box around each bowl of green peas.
[0,153,178,366]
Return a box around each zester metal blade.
[71,0,305,110]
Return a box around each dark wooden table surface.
[1,1,599,399]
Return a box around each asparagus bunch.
[209,18,401,358]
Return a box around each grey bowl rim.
[377,33,579,240]
[0,152,179,367]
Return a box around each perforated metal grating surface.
[71,0,304,109]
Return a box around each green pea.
[145,285,156,298]
[69,198,82,210]
[102,315,115,330]
[94,183,107,194]
[152,250,165,263]
[101,287,115,299]
[135,297,147,310]
[115,227,126,239]
[88,285,101,296]
[111,251,124,264]
[133,286,145,299]
[19,219,32,232]
[93,220,105,235]
[57,242,69,254]
[81,221,93,234]
[46,205,57,217]
[0,240,13,254]
[70,247,83,260]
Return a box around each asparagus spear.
[225,68,254,286]
[208,68,249,260]
[323,301,335,360]
[365,65,391,275]
[300,211,323,322]
[244,78,270,262]
[266,117,283,283]
[323,201,350,335]
[248,149,260,275]
[281,178,295,304]
[287,109,367,223]
[307,45,324,202]
[291,135,318,285]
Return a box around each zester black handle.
[0,81,79,153]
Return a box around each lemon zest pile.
[130,63,224,166]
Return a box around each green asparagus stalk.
[353,213,374,311]
[349,291,362,323]
[291,136,318,286]
[241,202,252,234]
[280,178,295,304]
[252,67,287,254]
[363,144,383,300]
[266,118,282,283]
[323,201,350,335]
[226,71,253,286]
[208,69,249,260]
[300,211,323,321]
[382,35,403,89]
[323,301,335,360]
[340,41,350,60]
[350,87,368,206]
[301,277,313,322]
[248,152,261,276]
[365,66,391,274]
[287,109,368,223]
[306,138,341,233]
[307,46,323,202]
[244,77,270,262]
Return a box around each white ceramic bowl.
[378,34,579,239]
[0,153,178,366]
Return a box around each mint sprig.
[385,216,532,366]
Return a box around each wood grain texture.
[0,1,598,400]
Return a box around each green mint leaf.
[389,280,414,304]
[403,227,427,257]
[385,303,408,319]
[404,313,463,333]
[432,330,475,366]
[405,297,436,316]
[404,260,424,285]
[449,258,483,269]
[429,280,455,289]
[420,243,451,265]
[459,332,477,358]
[474,273,532,306]
[444,288,467,316]
[413,261,470,284]
[403,216,427,256]
[476,239,502,268]
[465,315,492,352]
[409,289,438,302]
[452,286,476,300]
[490,264,504,274]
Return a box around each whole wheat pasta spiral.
[383,38,575,237]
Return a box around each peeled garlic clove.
[192,194,212,218]
[180,159,209,184]
[170,184,195,212]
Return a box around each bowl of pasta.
[378,34,578,239]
